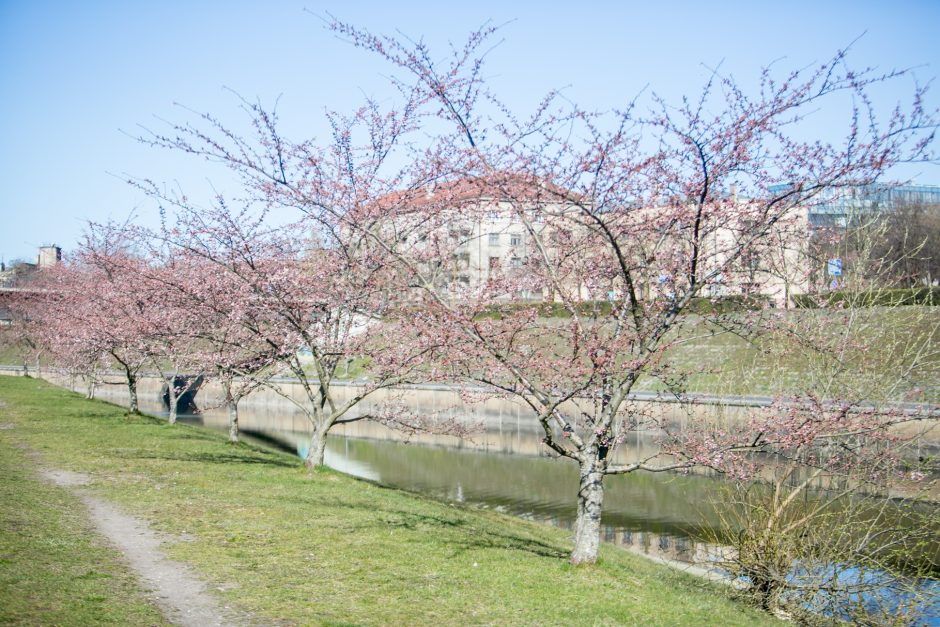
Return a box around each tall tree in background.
[870,201,940,287]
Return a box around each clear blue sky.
[2,0,939,262]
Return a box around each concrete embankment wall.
[5,366,938,457]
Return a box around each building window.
[510,233,521,246]
[488,256,501,269]
[510,257,522,268]
[488,233,500,246]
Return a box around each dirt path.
[40,468,247,627]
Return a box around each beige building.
[38,245,61,268]
[388,178,810,307]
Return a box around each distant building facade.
[0,244,61,289]
[387,178,809,307]
[770,183,940,228]
[38,245,61,268]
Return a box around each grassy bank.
[0,376,779,625]
[6,305,937,402]
[650,306,939,401]
[331,306,940,401]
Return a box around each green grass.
[633,306,940,401]
[303,355,372,380]
[0,376,780,626]
[338,305,940,401]
[0,409,169,625]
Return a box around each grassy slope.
[493,306,939,401]
[326,306,939,401]
[6,306,936,402]
[0,376,779,626]
[624,306,939,401]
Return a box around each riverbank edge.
[0,376,780,625]
[5,363,940,413]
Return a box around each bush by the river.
[792,287,940,308]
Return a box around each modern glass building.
[769,183,940,227]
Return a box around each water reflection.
[316,434,720,565]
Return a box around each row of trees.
[3,22,938,621]
[814,201,940,290]
[7,209,469,453]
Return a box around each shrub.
[792,287,940,308]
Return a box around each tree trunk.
[751,573,777,612]
[221,378,239,443]
[166,379,178,425]
[570,459,605,565]
[227,399,239,443]
[126,373,139,413]
[304,427,329,469]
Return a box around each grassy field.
[489,305,940,401]
[0,376,781,626]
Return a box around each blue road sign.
[827,258,842,276]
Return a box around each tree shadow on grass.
[120,413,166,426]
[444,529,569,560]
[117,450,299,468]
[164,430,224,443]
[390,509,568,559]
[318,498,568,559]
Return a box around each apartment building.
[386,176,810,307]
